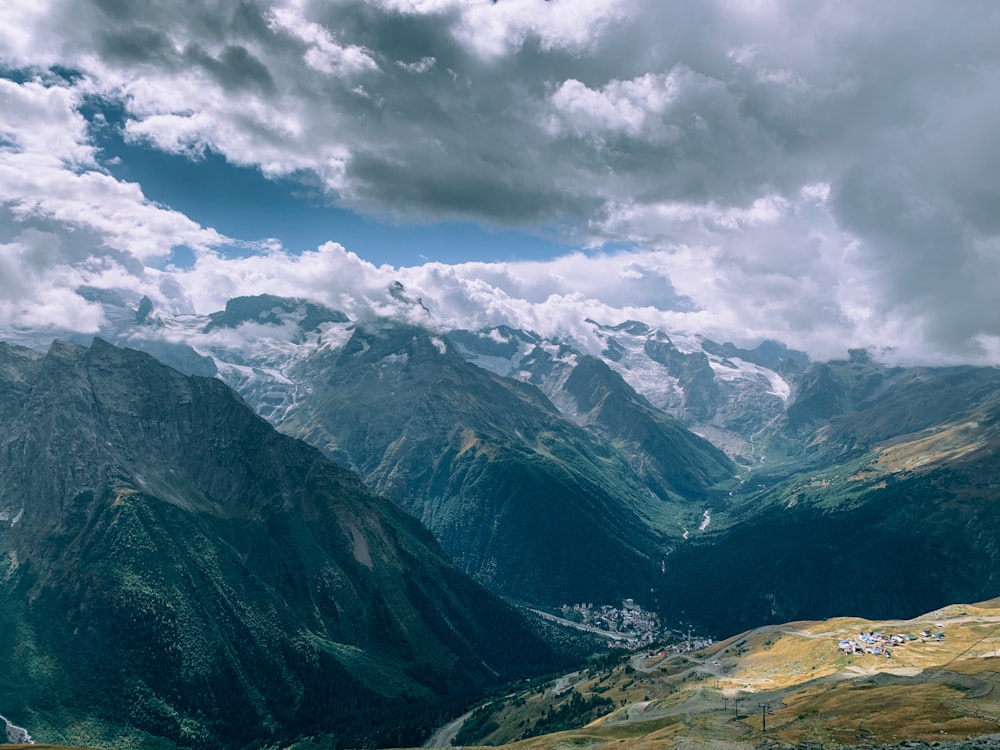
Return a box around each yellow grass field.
[446,598,1000,750]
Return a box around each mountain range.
[4,289,1000,638]
[0,337,575,749]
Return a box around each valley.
[0,338,582,749]
[2,294,1000,748]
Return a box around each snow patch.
[457,337,535,378]
[765,370,791,400]
[707,356,761,380]
[2,551,19,581]
[597,329,685,411]
[463,353,520,376]
[704,354,789,399]
[557,351,579,367]
[214,360,294,386]
[317,321,354,351]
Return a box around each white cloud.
[268,7,379,76]
[0,228,105,332]
[376,0,632,58]
[0,78,225,263]
[0,74,228,333]
[548,72,684,138]
[594,195,789,241]
[0,0,59,67]
[1,0,999,365]
[396,56,436,74]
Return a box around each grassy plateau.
[433,598,1000,750]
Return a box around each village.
[553,601,958,659]
[555,599,714,652]
[836,626,946,657]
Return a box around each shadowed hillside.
[0,339,573,749]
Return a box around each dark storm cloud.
[346,148,598,225]
[184,43,275,94]
[97,27,176,66]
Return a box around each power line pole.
[758,703,771,732]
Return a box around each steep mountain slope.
[0,339,569,749]
[649,367,1000,636]
[0,294,741,607]
[449,321,806,460]
[278,323,699,606]
[2,290,795,467]
[560,355,735,500]
[776,349,1000,459]
[7,291,1000,644]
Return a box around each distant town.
[536,599,714,652]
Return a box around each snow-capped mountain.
[449,319,810,462]
[6,290,808,465]
[0,291,740,605]
[6,289,1000,640]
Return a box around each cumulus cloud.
[0,78,225,261]
[267,7,379,76]
[1,0,999,363]
[374,0,632,58]
[0,73,231,334]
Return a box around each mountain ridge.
[0,337,573,749]
[278,322,688,605]
[5,292,1000,640]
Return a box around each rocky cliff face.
[278,323,689,606]
[7,293,1000,645]
[560,354,734,499]
[450,321,805,462]
[0,339,567,749]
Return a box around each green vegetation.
[521,691,614,739]
[0,339,579,749]
[278,323,730,606]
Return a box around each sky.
[1,0,999,364]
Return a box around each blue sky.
[1,0,999,363]
[99,130,573,268]
[80,91,572,267]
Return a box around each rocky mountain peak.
[0,337,572,749]
[203,293,349,335]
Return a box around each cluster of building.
[555,599,717,652]
[658,633,715,654]
[837,628,945,657]
[559,599,663,649]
